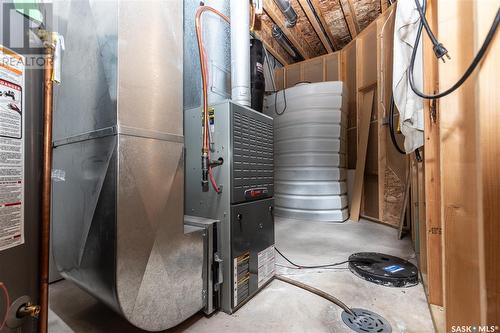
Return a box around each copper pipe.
[39,43,54,333]
[195,6,229,193]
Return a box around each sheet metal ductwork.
[273,0,298,27]
[51,1,204,330]
[230,0,251,107]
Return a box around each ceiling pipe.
[230,0,251,107]
[273,0,298,27]
[272,24,301,60]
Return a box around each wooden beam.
[437,0,483,330]
[350,89,375,222]
[339,0,359,38]
[344,0,361,34]
[309,0,341,50]
[422,0,443,307]
[381,0,389,13]
[263,0,310,59]
[296,0,334,53]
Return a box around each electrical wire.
[409,0,500,99]
[275,247,367,269]
[0,282,10,331]
[388,96,406,155]
[275,275,356,317]
[263,45,288,116]
[195,6,229,193]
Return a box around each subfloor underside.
[49,217,435,333]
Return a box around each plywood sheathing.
[316,0,352,49]
[352,0,382,31]
[256,13,295,64]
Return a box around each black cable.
[275,247,366,269]
[409,0,500,100]
[274,87,287,115]
[414,148,423,162]
[263,44,287,115]
[389,95,406,155]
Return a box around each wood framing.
[309,0,343,50]
[274,52,342,89]
[350,89,375,222]
[263,6,308,59]
[296,0,334,53]
[422,0,443,307]
[341,0,360,37]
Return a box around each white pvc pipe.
[230,0,251,107]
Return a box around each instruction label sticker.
[258,245,275,288]
[0,46,25,252]
[233,252,250,307]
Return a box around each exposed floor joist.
[296,0,334,53]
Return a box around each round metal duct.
[268,82,348,222]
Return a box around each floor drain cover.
[342,308,392,333]
[348,252,418,287]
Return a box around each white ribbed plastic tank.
[266,82,348,222]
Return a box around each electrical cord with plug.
[409,0,500,99]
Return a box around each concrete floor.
[49,217,435,333]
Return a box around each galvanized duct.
[51,1,205,330]
[266,82,349,222]
[230,0,251,107]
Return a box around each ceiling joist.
[339,0,360,39]
[296,0,334,53]
[308,0,342,51]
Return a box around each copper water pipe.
[39,41,55,333]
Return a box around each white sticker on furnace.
[258,245,275,288]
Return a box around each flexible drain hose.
[275,275,356,317]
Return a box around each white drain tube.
[230,0,251,107]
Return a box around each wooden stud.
[422,0,443,307]
[296,0,334,53]
[350,89,375,222]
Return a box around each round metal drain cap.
[348,252,418,287]
[341,308,392,333]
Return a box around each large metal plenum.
[184,0,231,110]
[51,1,204,330]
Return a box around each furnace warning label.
[0,46,25,252]
[233,252,250,307]
[258,245,275,288]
